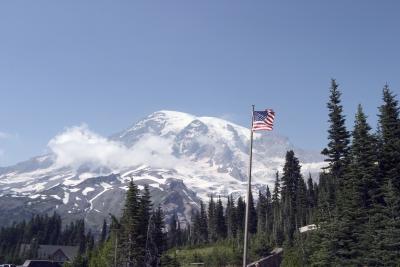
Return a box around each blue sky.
[0,1,399,166]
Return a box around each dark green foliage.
[256,190,267,234]
[264,187,273,235]
[305,83,400,266]
[306,174,316,223]
[160,253,180,267]
[7,80,400,266]
[138,185,152,255]
[250,232,271,258]
[321,79,350,181]
[119,180,141,266]
[65,254,88,267]
[215,197,227,239]
[281,150,303,244]
[378,85,400,192]
[207,196,217,242]
[191,200,208,244]
[0,213,94,265]
[168,212,184,248]
[89,182,166,267]
[168,213,178,248]
[296,178,308,229]
[281,247,304,267]
[225,195,237,239]
[167,81,400,266]
[272,172,284,245]
[248,190,258,234]
[147,205,167,266]
[236,196,246,235]
[117,181,168,266]
[100,219,107,244]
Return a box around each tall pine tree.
[321,79,350,209]
[120,180,141,266]
[281,150,302,244]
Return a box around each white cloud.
[48,124,179,171]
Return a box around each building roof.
[38,245,79,261]
[20,244,79,261]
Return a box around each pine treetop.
[321,79,350,179]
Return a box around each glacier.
[0,110,325,231]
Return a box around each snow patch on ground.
[63,192,70,204]
[88,183,113,211]
[149,183,163,191]
[82,187,95,196]
[51,195,61,200]
[69,188,80,193]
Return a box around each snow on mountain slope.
[0,110,325,230]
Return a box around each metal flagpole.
[243,104,255,267]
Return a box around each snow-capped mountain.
[0,111,325,231]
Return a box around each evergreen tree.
[190,212,201,245]
[306,174,316,223]
[264,186,273,236]
[86,230,95,253]
[380,180,400,266]
[100,219,107,244]
[208,196,218,242]
[378,85,400,192]
[376,86,400,265]
[308,80,350,265]
[76,220,86,254]
[168,213,178,248]
[120,180,141,266]
[296,177,308,228]
[236,196,246,236]
[198,200,208,244]
[135,185,153,265]
[332,105,376,266]
[215,197,227,240]
[225,195,237,239]
[321,79,350,184]
[281,150,302,244]
[176,219,183,247]
[272,172,283,245]
[248,190,257,234]
[147,205,166,267]
[272,171,281,203]
[256,190,267,234]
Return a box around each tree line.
[0,213,94,264]
[2,79,400,267]
[88,183,170,267]
[163,151,316,265]
[163,80,400,266]
[282,81,400,266]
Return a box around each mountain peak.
[151,110,196,119]
[0,109,325,230]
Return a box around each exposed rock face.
[0,110,324,232]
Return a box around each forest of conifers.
[1,79,400,267]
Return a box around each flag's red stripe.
[252,109,275,131]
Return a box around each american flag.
[252,109,275,131]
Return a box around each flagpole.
[243,104,255,267]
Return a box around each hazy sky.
[0,1,399,166]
